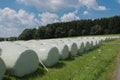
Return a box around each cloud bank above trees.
[0,0,120,37]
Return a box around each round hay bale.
[96,40,101,47]
[89,41,94,50]
[78,42,85,55]
[70,42,78,56]
[0,57,6,80]
[41,46,59,67]
[0,42,39,77]
[58,44,69,60]
[92,40,97,48]
[34,40,69,60]
[54,39,78,57]
[84,41,91,51]
[37,39,58,45]
[16,42,59,67]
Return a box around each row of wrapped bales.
[82,38,92,50]
[0,57,6,80]
[56,43,69,60]
[14,41,59,67]
[39,39,78,57]
[38,40,70,60]
[0,36,119,79]
[32,40,70,60]
[55,37,101,57]
[75,40,85,55]
[35,36,117,59]
[49,39,70,59]
[60,39,78,57]
[69,36,110,52]
[0,42,39,77]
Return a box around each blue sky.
[0,0,120,37]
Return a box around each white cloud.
[0,0,108,37]
[0,25,18,37]
[61,11,80,22]
[98,6,107,10]
[79,0,107,11]
[118,0,120,3]
[39,12,59,25]
[0,7,39,37]
[17,0,106,11]
[17,0,80,11]
[83,11,89,15]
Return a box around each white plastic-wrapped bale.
[90,41,94,50]
[57,43,69,60]
[73,38,84,54]
[0,57,6,80]
[93,37,102,47]
[78,42,85,55]
[95,40,101,47]
[83,41,91,51]
[0,42,39,77]
[16,42,59,67]
[64,40,78,56]
[39,45,59,67]
[37,41,69,60]
[100,37,106,41]
[106,37,111,41]
[37,39,58,45]
[92,40,98,48]
[90,38,97,49]
[86,39,93,50]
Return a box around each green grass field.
[4,40,120,80]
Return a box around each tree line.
[0,37,18,41]
[18,16,120,40]
[0,16,120,41]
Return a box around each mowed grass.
[4,40,120,80]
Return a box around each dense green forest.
[18,16,120,40]
[0,16,120,41]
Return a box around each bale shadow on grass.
[78,53,84,56]
[4,64,47,80]
[65,57,75,61]
[50,62,66,69]
[20,64,47,80]
[4,72,16,80]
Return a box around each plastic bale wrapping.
[101,37,107,41]
[0,57,6,80]
[90,38,97,49]
[84,41,91,51]
[92,40,98,48]
[87,37,96,50]
[105,37,109,41]
[35,41,60,66]
[37,39,58,45]
[93,37,101,48]
[0,42,39,77]
[39,45,59,67]
[66,41,78,57]
[90,41,94,50]
[96,40,101,47]
[78,42,85,55]
[70,42,78,56]
[16,42,60,67]
[57,43,69,60]
[74,38,84,55]
[53,40,70,60]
